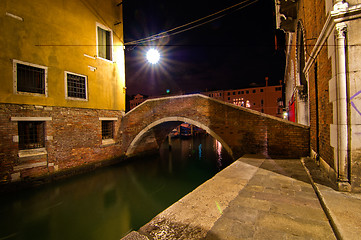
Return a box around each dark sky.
[123,0,285,96]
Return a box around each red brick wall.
[296,0,335,168]
[122,95,309,160]
[0,103,124,184]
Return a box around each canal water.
[0,135,234,240]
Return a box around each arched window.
[297,23,308,99]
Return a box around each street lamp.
[146,48,160,64]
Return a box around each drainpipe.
[335,20,350,190]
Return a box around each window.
[18,121,45,150]
[246,91,249,94]
[65,72,87,100]
[102,121,114,139]
[227,92,230,96]
[233,92,235,95]
[260,89,264,92]
[252,90,256,93]
[97,24,112,61]
[275,87,282,91]
[14,60,47,95]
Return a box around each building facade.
[202,83,284,118]
[276,0,361,191]
[129,94,147,110]
[0,0,126,184]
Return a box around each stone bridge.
[120,94,309,160]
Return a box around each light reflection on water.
[0,135,233,240]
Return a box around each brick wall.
[0,103,124,185]
[122,95,310,160]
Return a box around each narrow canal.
[0,135,234,240]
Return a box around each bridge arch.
[126,116,233,158]
[121,94,309,159]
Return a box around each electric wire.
[124,0,259,46]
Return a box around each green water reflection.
[0,135,233,240]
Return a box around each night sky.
[123,0,285,96]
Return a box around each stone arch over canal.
[120,94,310,159]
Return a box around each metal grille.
[67,73,86,99]
[102,121,113,139]
[17,63,45,94]
[18,121,45,150]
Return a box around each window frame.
[18,121,45,150]
[13,59,48,97]
[64,71,88,101]
[96,22,113,62]
[99,117,117,146]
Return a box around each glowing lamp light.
[146,48,160,64]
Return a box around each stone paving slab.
[121,155,337,240]
[206,157,335,240]
[302,158,361,240]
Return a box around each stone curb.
[300,158,342,240]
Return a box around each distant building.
[0,0,126,184]
[129,94,147,110]
[202,83,283,118]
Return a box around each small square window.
[252,90,256,93]
[102,121,114,139]
[241,91,244,94]
[246,91,249,94]
[66,72,87,100]
[14,60,47,95]
[18,121,45,150]
[260,89,264,92]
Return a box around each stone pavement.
[122,155,361,240]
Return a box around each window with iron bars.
[102,121,114,139]
[67,73,87,99]
[16,63,45,94]
[18,121,45,150]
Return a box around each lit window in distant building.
[14,60,47,95]
[246,100,251,108]
[227,92,230,96]
[233,92,235,95]
[66,72,87,100]
[97,24,112,61]
[228,97,230,100]
[18,121,45,150]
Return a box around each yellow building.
[0,0,126,184]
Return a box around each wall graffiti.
[351,90,361,116]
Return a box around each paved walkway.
[122,155,361,240]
